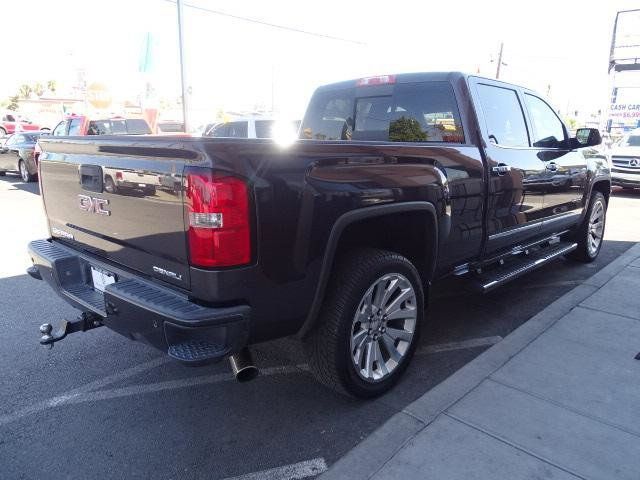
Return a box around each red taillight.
[115,171,123,180]
[356,75,396,87]
[184,167,250,268]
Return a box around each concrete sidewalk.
[323,243,640,480]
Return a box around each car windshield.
[619,134,640,147]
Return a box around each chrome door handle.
[492,164,511,175]
[546,162,558,172]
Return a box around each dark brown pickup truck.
[28,72,610,397]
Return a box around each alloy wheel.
[19,161,29,182]
[587,199,605,256]
[350,273,417,382]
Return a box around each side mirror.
[573,128,601,148]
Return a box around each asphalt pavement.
[323,241,640,480]
[1,172,640,480]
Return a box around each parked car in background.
[157,120,185,134]
[1,112,43,137]
[103,166,158,196]
[50,115,152,136]
[0,132,48,182]
[205,116,299,140]
[609,128,640,190]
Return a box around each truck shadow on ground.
[0,174,40,195]
[0,238,637,479]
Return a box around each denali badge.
[153,266,183,281]
[78,194,110,215]
[51,227,74,240]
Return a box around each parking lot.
[1,173,639,480]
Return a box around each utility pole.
[495,42,504,79]
[176,0,190,133]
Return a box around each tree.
[33,82,45,97]
[388,116,427,142]
[7,95,19,111]
[18,84,33,99]
[47,80,57,93]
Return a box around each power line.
[160,0,366,45]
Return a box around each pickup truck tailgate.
[38,138,193,289]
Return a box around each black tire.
[19,159,36,182]
[0,171,6,176]
[104,176,118,194]
[567,191,607,263]
[304,248,424,398]
[0,127,6,137]
[143,185,156,196]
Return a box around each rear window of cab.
[300,81,464,144]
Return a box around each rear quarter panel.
[191,139,485,340]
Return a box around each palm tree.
[18,84,33,99]
[34,82,45,97]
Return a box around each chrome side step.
[473,242,577,293]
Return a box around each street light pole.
[495,42,504,79]
[176,0,190,133]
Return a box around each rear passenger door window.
[524,94,566,148]
[87,121,110,135]
[476,84,529,147]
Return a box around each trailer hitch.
[39,312,104,349]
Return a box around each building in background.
[607,9,640,136]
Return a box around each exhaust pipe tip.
[229,348,259,382]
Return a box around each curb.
[321,242,640,480]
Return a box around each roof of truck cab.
[315,71,530,92]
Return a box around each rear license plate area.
[90,267,116,293]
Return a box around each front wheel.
[304,248,424,398]
[567,191,607,262]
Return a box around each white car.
[609,128,640,190]
[205,117,300,141]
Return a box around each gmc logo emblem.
[78,194,110,216]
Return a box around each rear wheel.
[19,159,35,182]
[0,171,6,176]
[304,248,424,398]
[567,191,607,262]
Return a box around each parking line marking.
[0,336,501,425]
[416,335,502,355]
[65,365,306,405]
[222,457,328,480]
[0,356,170,428]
